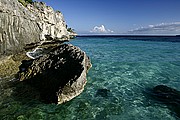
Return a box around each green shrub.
[18,0,33,6]
[18,0,26,6]
[67,28,75,33]
[25,0,33,4]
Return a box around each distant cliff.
[0,0,76,56]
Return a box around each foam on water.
[0,37,180,120]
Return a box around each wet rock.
[18,43,91,104]
[26,48,44,59]
[0,54,29,78]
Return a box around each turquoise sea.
[0,36,180,120]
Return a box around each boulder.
[18,43,91,104]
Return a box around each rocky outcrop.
[0,0,91,105]
[0,0,76,56]
[18,43,91,104]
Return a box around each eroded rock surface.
[0,0,76,56]
[18,43,91,104]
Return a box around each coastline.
[0,0,91,105]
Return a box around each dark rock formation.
[18,43,91,104]
[95,89,110,98]
[153,85,180,102]
[149,85,180,118]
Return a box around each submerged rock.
[153,85,180,103]
[149,85,180,118]
[18,43,91,104]
[95,89,110,98]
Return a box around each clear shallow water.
[1,37,180,120]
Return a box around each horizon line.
[77,34,180,37]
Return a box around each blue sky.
[36,0,180,35]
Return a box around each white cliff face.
[0,0,75,55]
[0,0,40,55]
[27,2,71,41]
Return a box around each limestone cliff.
[0,0,76,56]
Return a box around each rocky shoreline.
[18,43,91,104]
[0,0,91,104]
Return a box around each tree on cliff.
[18,0,33,6]
[25,0,33,4]
[67,28,75,33]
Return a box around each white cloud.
[128,22,180,34]
[148,25,154,28]
[90,25,114,33]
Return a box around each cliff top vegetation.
[18,0,33,6]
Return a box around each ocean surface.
[0,36,180,120]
